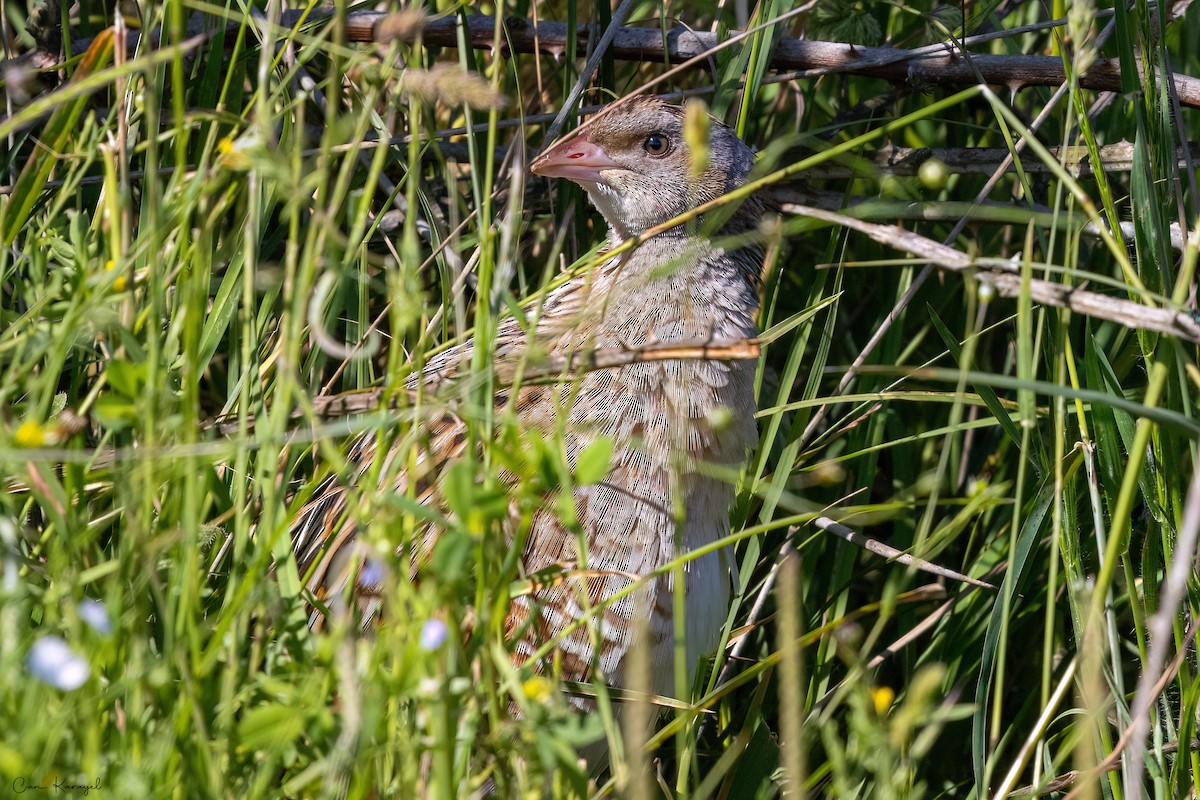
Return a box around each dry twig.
[780,202,1200,343]
[304,11,1200,110]
[35,10,1200,110]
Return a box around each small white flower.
[705,406,734,432]
[419,619,448,651]
[966,477,990,499]
[28,636,90,690]
[79,599,112,635]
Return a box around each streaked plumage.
[290,96,763,699]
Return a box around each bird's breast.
[583,248,760,467]
[516,241,760,689]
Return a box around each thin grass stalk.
[777,552,807,797]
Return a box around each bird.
[289,94,764,705]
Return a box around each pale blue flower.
[359,559,384,587]
[419,619,447,651]
[28,636,89,690]
[79,599,112,636]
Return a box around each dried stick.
[299,11,1200,110]
[780,202,1200,344]
[44,11,1194,110]
[812,516,995,589]
[795,141,1200,179]
[209,339,763,433]
[777,187,1188,252]
[1008,619,1199,798]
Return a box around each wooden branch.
[772,187,1188,252]
[509,339,761,382]
[205,339,762,433]
[780,202,1200,343]
[296,10,1200,110]
[811,516,995,589]
[23,9,1200,112]
[795,141,1200,179]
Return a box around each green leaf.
[441,459,476,521]
[2,30,115,246]
[972,475,1056,789]
[430,530,473,585]
[93,395,138,430]
[237,704,306,754]
[573,436,614,486]
[104,359,146,399]
[928,306,1026,457]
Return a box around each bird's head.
[531,96,757,241]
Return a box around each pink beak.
[530,132,623,185]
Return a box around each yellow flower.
[216,132,258,171]
[105,260,127,291]
[14,420,48,448]
[871,685,895,715]
[521,676,553,704]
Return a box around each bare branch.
[24,10,1200,134]
[795,140,1200,179]
[775,188,1188,251]
[780,202,1200,343]
[811,516,996,589]
[306,11,1200,110]
[509,339,761,382]
[206,339,762,434]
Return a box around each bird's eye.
[643,133,671,157]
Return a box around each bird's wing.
[289,404,473,628]
[289,271,677,687]
[288,293,572,628]
[506,455,672,687]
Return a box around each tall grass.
[2,0,1198,797]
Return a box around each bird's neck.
[604,225,687,249]
[599,208,766,250]
[591,236,762,327]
